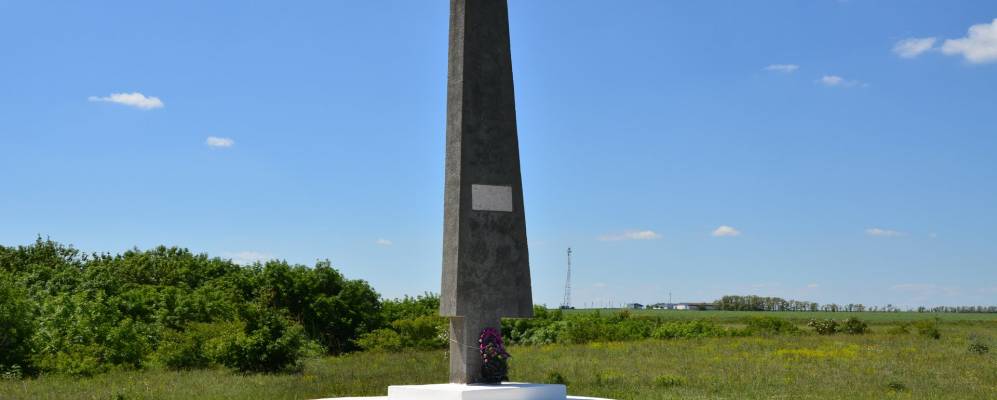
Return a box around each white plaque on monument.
[471,184,514,212]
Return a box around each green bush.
[392,315,448,349]
[807,319,837,335]
[0,272,35,375]
[841,317,868,334]
[0,238,384,377]
[32,291,153,375]
[155,323,237,370]
[743,316,799,335]
[652,320,726,339]
[34,344,105,377]
[215,305,306,373]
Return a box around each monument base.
[315,382,610,400]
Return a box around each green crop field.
[568,309,997,323]
[2,313,994,400]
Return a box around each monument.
[439,0,533,385]
[322,1,607,398]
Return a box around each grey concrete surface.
[439,0,533,384]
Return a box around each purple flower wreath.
[479,327,510,383]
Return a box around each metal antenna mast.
[561,247,572,309]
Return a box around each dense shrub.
[33,291,153,375]
[0,272,36,375]
[251,260,382,354]
[807,319,838,335]
[502,307,564,345]
[652,320,727,339]
[0,238,381,376]
[215,305,306,373]
[743,316,800,335]
[392,315,447,349]
[155,323,237,370]
[380,293,440,323]
[841,317,869,334]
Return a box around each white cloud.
[711,225,741,237]
[763,64,799,73]
[375,238,393,246]
[224,251,271,265]
[205,136,234,148]
[806,283,820,289]
[893,37,937,58]
[818,75,865,87]
[598,230,661,241]
[820,75,845,86]
[87,92,164,110]
[865,227,904,237]
[942,19,997,64]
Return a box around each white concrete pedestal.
[391,383,564,400]
[316,382,610,400]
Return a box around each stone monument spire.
[440,0,533,385]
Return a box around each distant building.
[625,303,645,310]
[649,302,717,311]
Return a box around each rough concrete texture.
[439,0,533,385]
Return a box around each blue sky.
[2,1,996,308]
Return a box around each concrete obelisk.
[439,0,533,385]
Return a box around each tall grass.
[2,321,994,399]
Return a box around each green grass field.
[569,309,997,323]
[2,313,995,400]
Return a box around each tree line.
[714,295,997,313]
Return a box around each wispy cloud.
[598,230,661,241]
[206,136,234,148]
[818,75,865,88]
[712,225,741,237]
[763,64,799,73]
[87,92,164,110]
[375,238,393,246]
[942,18,997,64]
[806,283,820,289]
[224,251,272,265]
[893,37,937,58]
[866,227,904,237]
